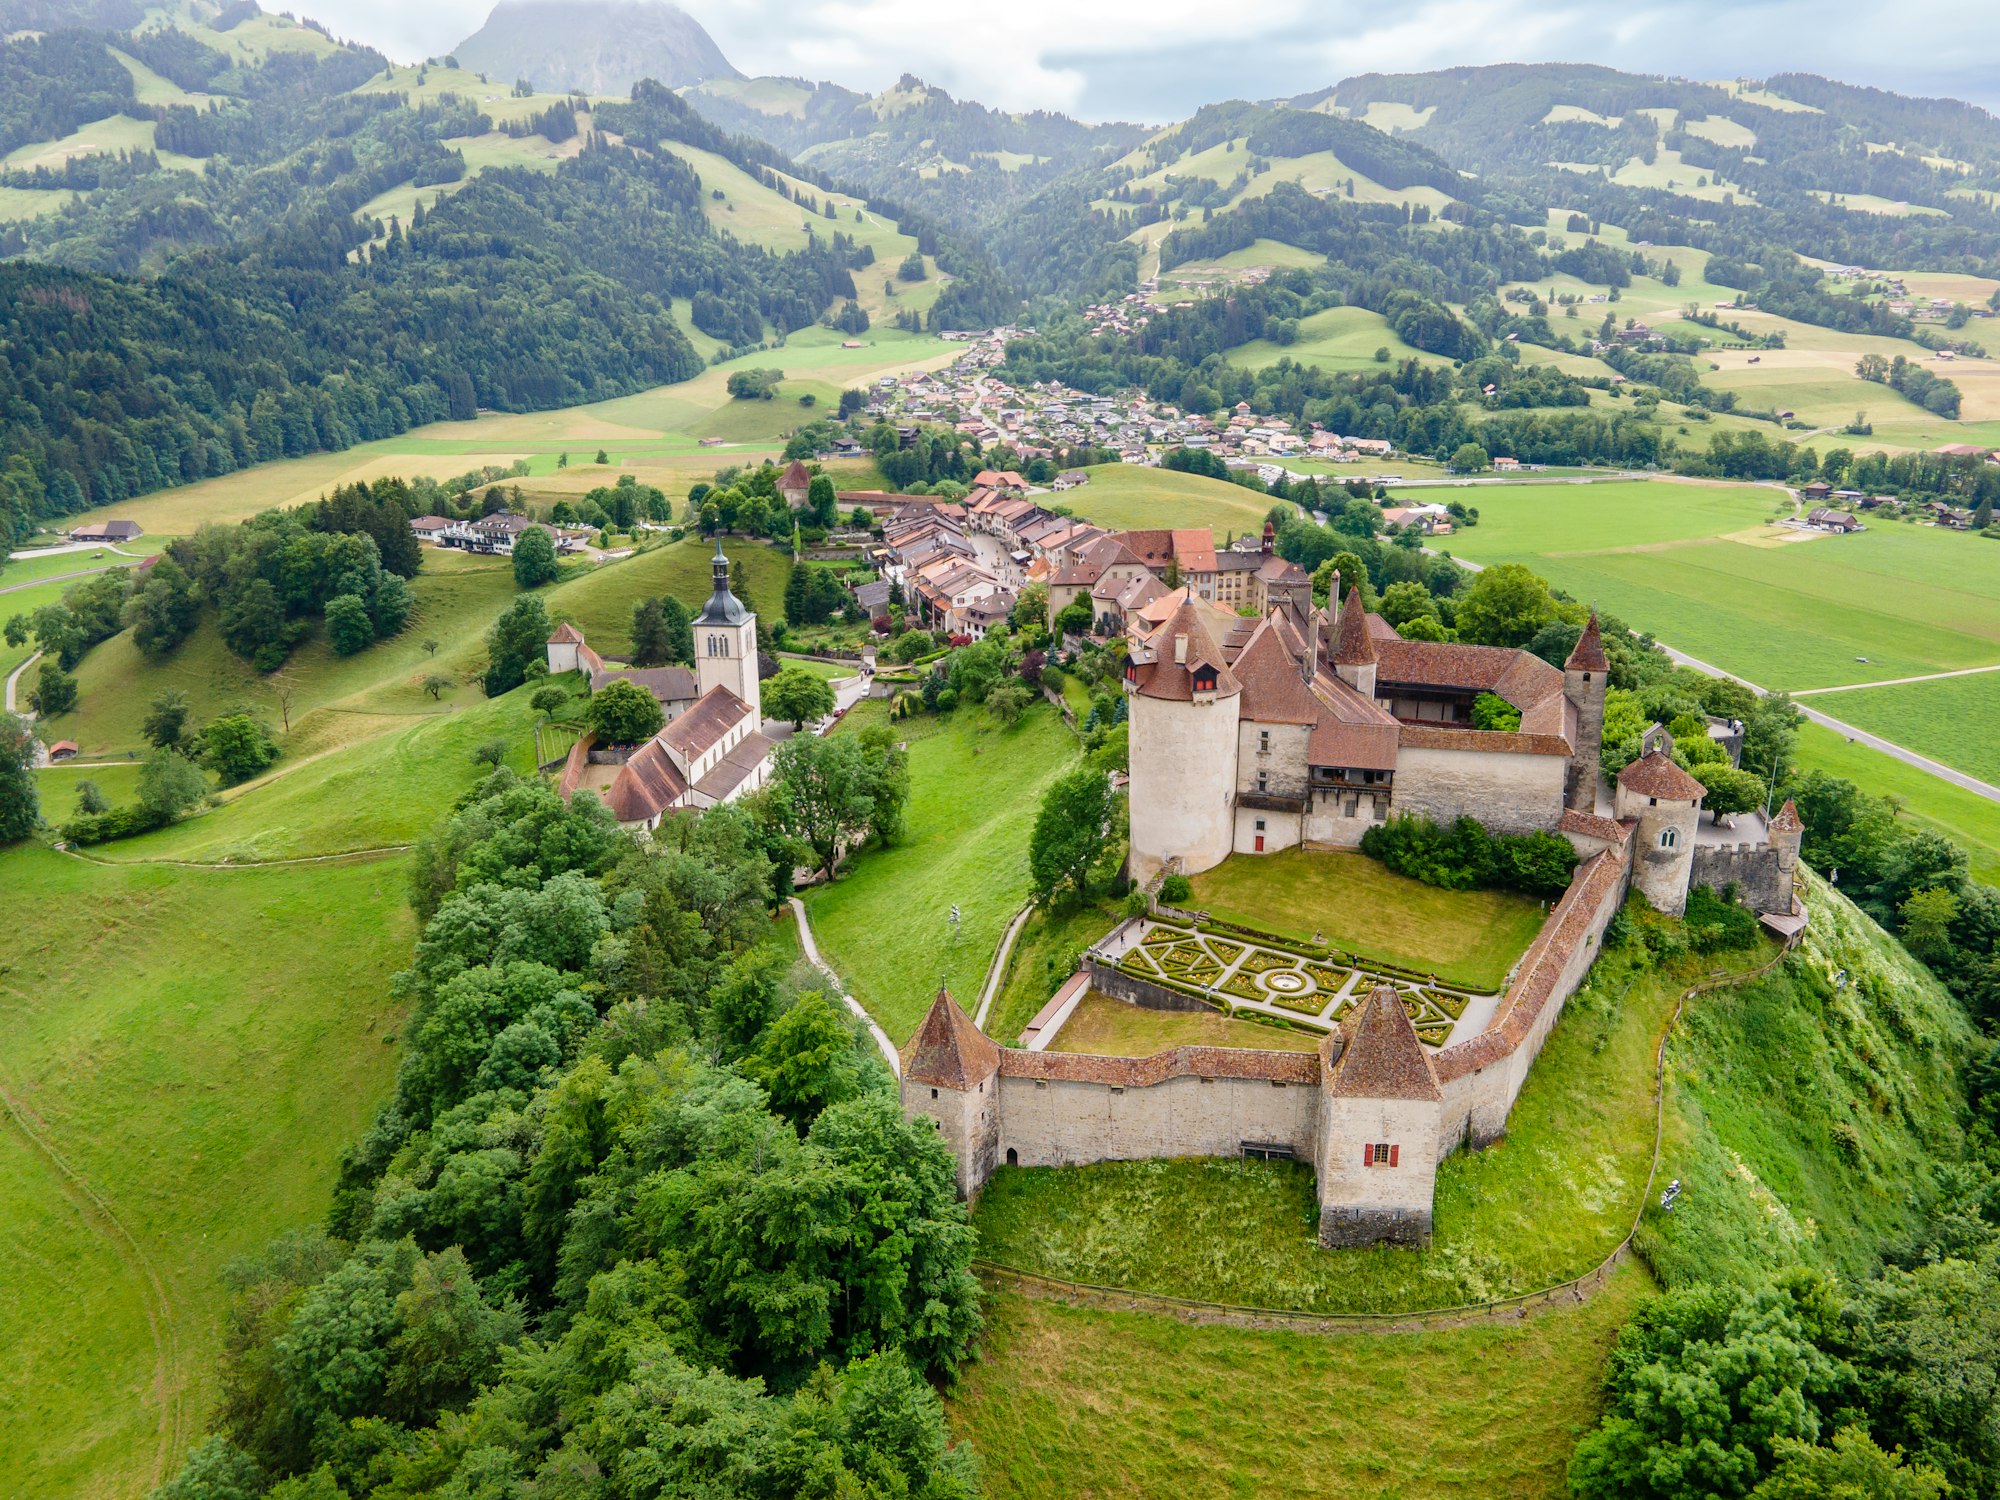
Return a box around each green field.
[802,699,1081,1042]
[1186,850,1546,991]
[1791,721,2000,883]
[1064,463,1292,533]
[1051,992,1317,1053]
[0,845,414,1496]
[949,1268,1651,1500]
[1230,304,1450,373]
[1447,481,2000,690]
[976,940,1692,1312]
[1803,671,2000,787]
[983,901,1126,1044]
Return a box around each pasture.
[1445,480,2000,690]
[1791,721,2000,884]
[1064,463,1294,533]
[1229,304,1446,373]
[802,698,1081,1042]
[949,1270,1649,1500]
[0,845,414,1498]
[1805,671,2000,788]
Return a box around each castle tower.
[1124,597,1242,882]
[899,987,1002,1199]
[1331,584,1377,697]
[1563,612,1609,812]
[1315,987,1443,1248]
[1614,750,1706,916]
[1769,797,1804,881]
[694,541,761,724]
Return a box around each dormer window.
[1192,664,1217,693]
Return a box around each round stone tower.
[1125,595,1242,882]
[1614,741,1706,916]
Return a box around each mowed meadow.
[1440,477,2000,787]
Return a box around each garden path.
[788,895,901,1074]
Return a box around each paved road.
[5,649,41,715]
[8,542,145,561]
[1440,548,2000,806]
[1655,643,2000,804]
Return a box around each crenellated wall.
[1691,841,1789,915]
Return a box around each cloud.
[297,0,2000,118]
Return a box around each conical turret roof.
[1332,584,1377,666]
[901,988,1000,1089]
[1326,986,1440,1101]
[1566,612,1608,672]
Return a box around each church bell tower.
[694,541,761,724]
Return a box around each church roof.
[1332,586,1377,666]
[901,988,1000,1089]
[661,685,753,762]
[1325,987,1440,1101]
[694,542,752,627]
[1566,612,1608,672]
[1617,750,1707,801]
[603,738,690,824]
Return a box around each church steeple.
[696,539,750,626]
[693,540,760,724]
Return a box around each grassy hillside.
[950,1268,1653,1500]
[1791,721,2000,884]
[1063,463,1290,533]
[803,698,1081,1042]
[1642,868,1973,1287]
[0,845,414,1497]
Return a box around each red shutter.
[1389,1145,1400,1168]
[1361,1146,1372,1168]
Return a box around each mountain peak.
[453,0,739,95]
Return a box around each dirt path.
[0,1077,188,1487]
[0,559,143,596]
[787,896,900,1073]
[5,649,41,716]
[1790,661,2000,696]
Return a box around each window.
[930,1087,938,1099]
[1258,730,1270,753]
[1254,818,1266,832]
[1363,1142,1400,1167]
[1660,827,1679,849]
[1256,770,1268,792]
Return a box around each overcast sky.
[303,0,2000,121]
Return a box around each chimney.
[1174,634,1188,665]
[1301,609,1319,682]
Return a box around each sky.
[302,0,2000,122]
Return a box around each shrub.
[1682,883,1760,952]
[60,803,170,846]
[1360,812,1576,896]
[1160,873,1192,904]
[201,714,279,786]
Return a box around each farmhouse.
[67,520,142,542]
[1806,507,1862,533]
[554,544,775,830]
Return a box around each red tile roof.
[1565,612,1608,672]
[661,686,752,763]
[1332,586,1376,665]
[903,989,1001,1087]
[1557,808,1631,844]
[1617,750,1707,801]
[604,738,690,823]
[1325,987,1440,1100]
[1231,615,1320,725]
[548,621,587,645]
[1129,598,1241,701]
[1769,798,1803,834]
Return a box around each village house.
[67,520,143,543]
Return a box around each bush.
[1160,873,1192,904]
[201,714,279,787]
[60,803,170,846]
[1682,883,1761,952]
[1360,813,1576,896]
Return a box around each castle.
[901,585,1806,1248]
[551,542,775,830]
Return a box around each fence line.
[977,921,1805,1335]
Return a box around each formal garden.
[1096,916,1490,1048]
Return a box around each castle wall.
[995,1072,1319,1170]
[1390,742,1567,835]
[1690,841,1790,915]
[1083,956,1214,1013]
[1128,688,1240,881]
[1302,788,1391,847]
[1314,1094,1443,1247]
[1435,845,1631,1149]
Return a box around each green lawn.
[803,699,1081,1042]
[1804,671,2000,787]
[974,941,1694,1312]
[948,1267,1652,1500]
[1186,850,1546,991]
[1051,992,1317,1054]
[1791,721,2000,884]
[984,901,1124,1044]
[1438,477,1783,557]
[546,535,794,654]
[0,844,414,1497]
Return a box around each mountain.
[452,0,738,94]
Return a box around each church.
[552,542,776,830]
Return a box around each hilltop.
[452,0,739,94]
